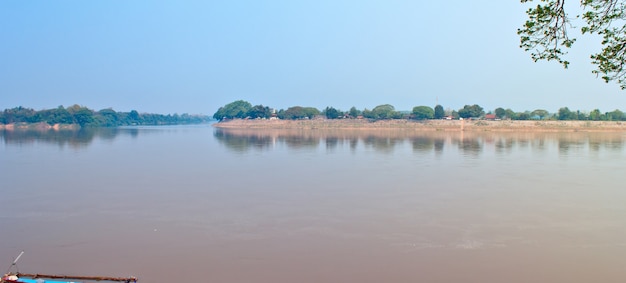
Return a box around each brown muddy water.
[1,125,626,283]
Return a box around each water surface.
[1,126,625,283]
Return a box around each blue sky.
[2,1,625,115]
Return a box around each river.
[1,125,625,283]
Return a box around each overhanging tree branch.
[519,0,626,89]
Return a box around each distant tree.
[558,107,577,120]
[36,106,74,125]
[279,106,320,120]
[458,104,484,119]
[247,105,272,119]
[97,108,119,127]
[128,110,141,124]
[517,112,531,120]
[450,110,460,119]
[348,106,361,118]
[434,105,445,119]
[412,106,434,120]
[608,109,625,121]
[361,108,372,118]
[2,106,38,123]
[1,106,211,126]
[213,100,252,121]
[589,109,602,120]
[323,106,342,119]
[73,107,95,126]
[505,108,518,120]
[495,107,506,119]
[368,104,400,120]
[531,109,550,120]
[302,107,321,119]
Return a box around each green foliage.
[365,104,401,120]
[434,105,445,119]
[1,105,211,126]
[129,110,140,122]
[2,107,38,123]
[607,109,625,120]
[495,107,507,119]
[278,106,320,120]
[213,100,252,121]
[519,0,626,88]
[458,104,485,118]
[58,105,96,126]
[558,107,577,120]
[247,105,272,119]
[589,109,602,120]
[323,106,343,119]
[412,106,434,120]
[348,106,361,118]
[98,108,119,127]
[504,109,517,120]
[531,109,550,119]
[518,112,531,120]
[361,108,372,119]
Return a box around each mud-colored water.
[2,126,625,282]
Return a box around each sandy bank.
[213,119,626,132]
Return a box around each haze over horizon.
[2,1,626,115]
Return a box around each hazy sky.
[2,1,626,115]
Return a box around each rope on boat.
[4,251,24,275]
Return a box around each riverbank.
[213,119,626,132]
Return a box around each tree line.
[1,105,212,127]
[214,100,626,121]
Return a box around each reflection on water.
[214,128,626,155]
[1,128,103,148]
[0,127,183,149]
[0,128,133,149]
[4,127,624,155]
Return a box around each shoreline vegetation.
[213,118,626,132]
[1,105,212,129]
[211,100,626,133]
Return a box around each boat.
[2,252,137,283]
[1,273,137,283]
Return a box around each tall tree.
[519,0,626,88]
[495,107,507,119]
[323,106,342,119]
[434,105,445,119]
